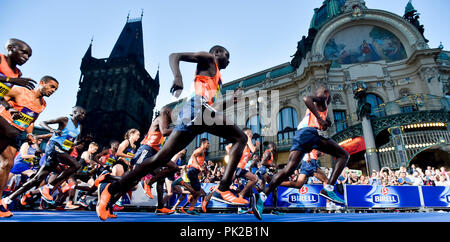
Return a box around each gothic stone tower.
[76,17,159,147]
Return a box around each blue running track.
[1,211,450,222]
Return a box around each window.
[333,110,348,132]
[400,105,417,113]
[219,137,229,151]
[366,93,386,118]
[277,107,298,141]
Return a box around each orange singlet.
[141,130,163,151]
[0,54,20,98]
[193,61,222,105]
[188,151,205,170]
[297,108,328,130]
[0,87,46,131]
[263,149,273,166]
[237,145,252,169]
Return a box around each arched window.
[277,107,298,141]
[366,93,386,118]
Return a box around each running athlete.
[7,134,44,191]
[256,85,350,218]
[133,106,174,200]
[258,142,277,187]
[96,45,249,220]
[203,128,261,216]
[112,128,140,210]
[280,150,343,209]
[0,76,58,217]
[0,38,36,109]
[114,129,140,177]
[3,106,86,207]
[94,140,120,173]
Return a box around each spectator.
[411,171,424,186]
[397,172,412,186]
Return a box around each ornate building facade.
[76,17,159,146]
[181,0,449,175]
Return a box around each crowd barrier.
[123,183,450,209]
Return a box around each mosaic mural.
[324,25,407,67]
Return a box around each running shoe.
[326,201,343,210]
[180,207,188,214]
[113,199,124,212]
[320,188,345,205]
[211,189,249,205]
[0,199,13,218]
[237,207,249,214]
[78,195,89,208]
[20,192,32,206]
[186,209,200,216]
[64,201,80,210]
[255,192,266,220]
[251,193,262,220]
[96,183,112,221]
[94,171,110,187]
[155,207,175,215]
[140,180,154,199]
[201,198,208,213]
[61,181,76,193]
[271,210,285,216]
[39,185,55,205]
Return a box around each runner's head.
[209,45,230,70]
[38,75,59,97]
[71,106,86,122]
[267,141,277,152]
[124,128,140,143]
[315,84,331,105]
[88,142,99,153]
[4,38,32,66]
[110,140,120,151]
[200,138,210,150]
[243,127,253,138]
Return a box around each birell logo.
[372,187,399,204]
[288,187,319,204]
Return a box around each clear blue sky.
[1,0,449,126]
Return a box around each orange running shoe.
[20,192,32,206]
[156,207,175,215]
[0,199,13,218]
[94,171,110,187]
[201,198,208,213]
[62,182,76,193]
[96,183,112,221]
[180,207,188,214]
[211,189,249,205]
[39,185,55,205]
[140,181,154,199]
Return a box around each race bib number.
[23,158,34,165]
[0,82,12,98]
[106,156,117,166]
[12,107,38,129]
[62,138,74,151]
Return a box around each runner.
[111,128,140,210]
[96,45,249,220]
[0,76,58,217]
[255,85,350,219]
[280,150,343,210]
[203,128,261,217]
[0,38,36,110]
[3,106,86,208]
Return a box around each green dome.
[310,0,346,30]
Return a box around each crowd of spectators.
[332,165,450,187]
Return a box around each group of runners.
[0,38,350,221]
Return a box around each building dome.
[310,0,346,30]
